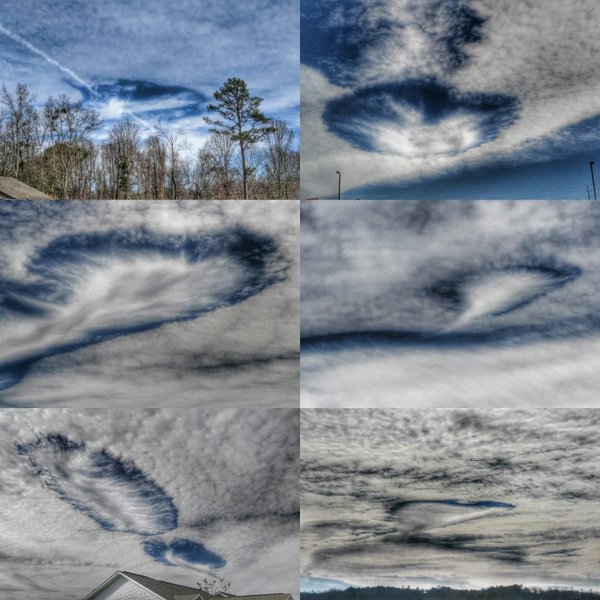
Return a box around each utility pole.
[335,170,342,200]
[590,161,597,200]
[587,185,591,200]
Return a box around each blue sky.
[301,0,600,198]
[0,0,299,148]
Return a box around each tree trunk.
[239,140,247,199]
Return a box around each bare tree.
[0,83,42,181]
[264,120,299,199]
[0,80,298,199]
[197,576,231,596]
[195,132,237,199]
[104,119,142,198]
[140,133,167,199]
[155,122,186,199]
[42,94,99,198]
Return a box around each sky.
[301,200,600,407]
[0,408,299,600]
[0,200,299,407]
[301,408,600,592]
[301,0,600,199]
[0,0,299,148]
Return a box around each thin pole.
[587,185,591,200]
[335,170,341,200]
[590,161,597,200]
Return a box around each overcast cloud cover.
[302,201,600,407]
[0,200,298,407]
[301,0,600,198]
[301,409,600,592]
[0,408,299,600]
[0,0,299,145]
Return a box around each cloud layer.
[301,201,600,407]
[0,201,298,407]
[301,0,600,198]
[0,408,299,599]
[301,409,600,591]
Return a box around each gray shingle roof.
[0,176,51,199]
[121,571,208,600]
[82,571,294,600]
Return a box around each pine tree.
[204,77,274,199]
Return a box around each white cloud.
[301,201,600,407]
[301,409,600,590]
[0,200,299,407]
[0,408,299,599]
[301,0,600,197]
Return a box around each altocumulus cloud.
[301,409,600,591]
[301,201,600,407]
[0,201,298,407]
[301,0,600,198]
[0,408,299,600]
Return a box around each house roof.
[0,176,51,199]
[121,571,210,600]
[81,571,207,600]
[81,571,294,600]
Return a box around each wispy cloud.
[0,201,299,406]
[301,201,600,407]
[0,0,298,142]
[301,409,600,590]
[301,0,600,198]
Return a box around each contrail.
[0,21,98,96]
[0,21,153,130]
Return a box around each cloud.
[0,200,298,406]
[17,434,178,535]
[323,80,518,157]
[301,0,600,198]
[0,408,299,599]
[0,0,298,143]
[143,539,226,570]
[301,201,600,407]
[301,409,600,590]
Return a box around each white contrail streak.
[0,21,98,95]
[0,21,153,129]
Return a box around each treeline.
[0,82,299,199]
[302,586,600,600]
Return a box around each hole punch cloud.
[143,538,226,570]
[0,226,286,392]
[323,81,518,156]
[17,434,178,535]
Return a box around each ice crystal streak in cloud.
[390,499,515,534]
[17,434,178,535]
[437,266,580,332]
[0,227,285,391]
[301,0,485,87]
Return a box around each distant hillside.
[302,586,600,600]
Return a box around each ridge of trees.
[301,585,600,600]
[0,80,299,199]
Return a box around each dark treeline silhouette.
[0,80,299,199]
[302,586,600,600]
